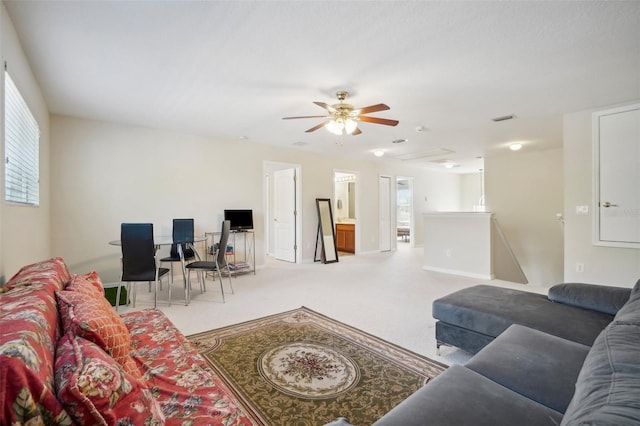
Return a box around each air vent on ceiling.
[394,148,455,161]
[492,114,516,122]
[392,138,408,144]
[292,141,310,146]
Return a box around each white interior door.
[379,176,392,251]
[274,168,296,262]
[595,104,640,247]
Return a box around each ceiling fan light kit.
[325,117,358,136]
[283,91,399,136]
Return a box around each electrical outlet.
[576,262,584,273]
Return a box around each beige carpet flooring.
[116,242,548,366]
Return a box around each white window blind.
[4,69,40,205]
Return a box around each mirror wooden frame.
[315,198,339,263]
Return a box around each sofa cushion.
[561,289,640,425]
[122,309,253,425]
[373,364,563,426]
[54,332,164,425]
[615,279,640,325]
[0,261,73,425]
[548,283,631,315]
[2,257,71,292]
[432,284,613,346]
[56,290,140,377]
[466,324,590,414]
[435,320,495,354]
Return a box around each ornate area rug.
[188,307,447,425]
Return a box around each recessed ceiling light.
[509,143,523,151]
[373,150,385,157]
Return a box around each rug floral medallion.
[188,307,446,426]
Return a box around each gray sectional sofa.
[433,283,630,354]
[373,279,640,425]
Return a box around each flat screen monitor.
[224,209,254,231]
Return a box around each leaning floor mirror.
[315,198,339,263]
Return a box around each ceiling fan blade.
[282,115,329,120]
[351,127,362,135]
[305,122,329,133]
[313,102,335,112]
[355,103,390,114]
[358,116,399,126]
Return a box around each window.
[4,69,40,205]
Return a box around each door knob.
[601,201,619,208]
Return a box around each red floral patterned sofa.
[0,257,253,425]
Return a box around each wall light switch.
[576,205,589,215]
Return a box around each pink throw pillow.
[65,272,104,298]
[54,332,164,425]
[56,290,141,378]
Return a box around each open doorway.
[334,170,358,256]
[396,177,414,248]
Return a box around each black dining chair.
[160,218,196,305]
[186,220,234,303]
[120,223,170,308]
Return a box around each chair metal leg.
[199,270,207,294]
[115,283,122,312]
[181,260,189,306]
[184,272,189,306]
[226,267,234,294]
[217,270,225,303]
[132,283,138,308]
[153,280,158,308]
[125,283,131,307]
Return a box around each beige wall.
[0,5,51,283]
[50,115,462,282]
[563,107,640,287]
[484,148,564,286]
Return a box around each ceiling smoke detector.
[492,114,516,122]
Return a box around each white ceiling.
[4,1,640,173]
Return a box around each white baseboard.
[422,265,494,280]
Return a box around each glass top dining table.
[109,236,207,303]
[108,235,207,248]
